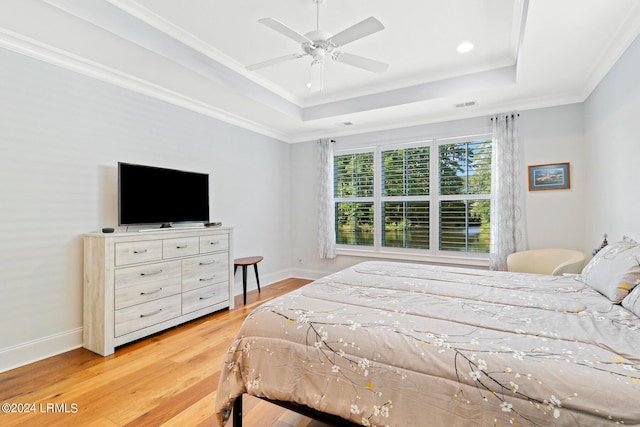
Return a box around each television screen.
[118,162,210,226]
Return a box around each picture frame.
[528,162,570,191]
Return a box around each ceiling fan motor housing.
[303,30,334,60]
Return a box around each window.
[334,137,492,260]
[334,151,374,246]
[381,146,430,249]
[438,140,492,253]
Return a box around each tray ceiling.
[0,0,639,142]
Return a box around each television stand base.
[137,224,205,232]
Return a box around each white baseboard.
[0,328,83,374]
[290,267,329,281]
[231,267,328,295]
[231,267,293,295]
[1,270,327,374]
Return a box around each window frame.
[334,135,492,267]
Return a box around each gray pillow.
[580,240,640,302]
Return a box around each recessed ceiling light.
[456,42,474,53]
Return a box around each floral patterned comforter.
[215,261,640,426]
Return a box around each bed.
[215,241,640,426]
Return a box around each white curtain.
[490,113,526,270]
[318,139,336,259]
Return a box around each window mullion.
[465,200,470,252]
[429,139,438,255]
[373,147,382,251]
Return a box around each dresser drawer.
[182,282,229,314]
[200,235,229,253]
[182,253,228,292]
[114,260,181,290]
[115,240,162,266]
[114,294,181,337]
[115,281,182,310]
[163,237,199,259]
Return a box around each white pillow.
[580,240,640,302]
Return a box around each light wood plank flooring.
[0,278,334,427]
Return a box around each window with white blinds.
[438,140,492,253]
[334,152,374,246]
[381,146,430,249]
[334,137,491,259]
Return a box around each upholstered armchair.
[506,248,586,276]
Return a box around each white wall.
[0,48,292,372]
[584,34,640,247]
[520,104,585,250]
[290,104,586,279]
[2,29,636,373]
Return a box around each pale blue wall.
[584,34,640,248]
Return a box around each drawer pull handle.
[199,260,216,265]
[140,269,163,276]
[133,249,148,254]
[140,287,162,295]
[199,276,216,282]
[209,241,220,245]
[176,244,188,249]
[140,309,162,318]
[199,294,216,300]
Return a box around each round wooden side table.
[234,256,263,305]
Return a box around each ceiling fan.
[246,0,388,92]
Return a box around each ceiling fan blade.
[329,16,384,48]
[258,18,313,44]
[333,52,388,74]
[246,53,305,71]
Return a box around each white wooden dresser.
[83,227,233,356]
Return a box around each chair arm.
[551,259,585,275]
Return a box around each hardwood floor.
[0,278,333,427]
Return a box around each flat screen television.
[118,162,210,227]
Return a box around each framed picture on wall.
[528,162,570,191]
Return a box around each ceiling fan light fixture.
[309,58,324,92]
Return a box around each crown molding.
[0,27,292,143]
[42,0,302,121]
[580,1,640,101]
[289,90,584,143]
[103,0,301,106]
[0,24,590,145]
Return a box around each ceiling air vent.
[454,101,476,108]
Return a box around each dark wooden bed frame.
[233,393,360,426]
